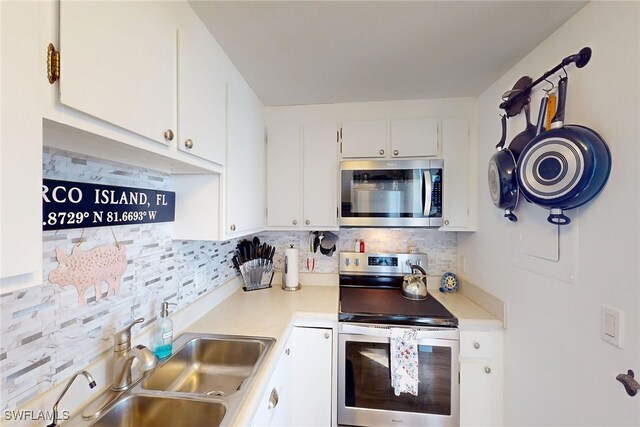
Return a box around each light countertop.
[182,280,501,425]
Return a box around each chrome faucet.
[111,318,157,391]
[46,370,96,427]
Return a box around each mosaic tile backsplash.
[254,228,457,276]
[1,148,457,411]
[0,148,239,410]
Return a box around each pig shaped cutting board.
[49,244,128,306]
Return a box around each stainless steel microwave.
[339,159,443,227]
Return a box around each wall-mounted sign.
[43,179,175,230]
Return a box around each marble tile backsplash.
[1,147,458,411]
[251,228,457,275]
[0,148,239,411]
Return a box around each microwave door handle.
[423,170,432,216]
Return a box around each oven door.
[338,323,459,427]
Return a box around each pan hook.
[560,65,568,79]
[543,77,555,94]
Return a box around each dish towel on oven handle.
[390,327,419,396]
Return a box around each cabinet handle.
[473,342,480,349]
[485,367,492,374]
[444,219,450,226]
[393,149,399,156]
[184,139,193,149]
[292,219,297,225]
[230,224,236,232]
[267,388,279,410]
[379,149,385,156]
[324,332,330,339]
[305,219,310,225]
[285,348,290,356]
[164,129,174,141]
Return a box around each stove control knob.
[355,258,360,267]
[345,258,350,266]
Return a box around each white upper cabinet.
[177,10,227,165]
[266,124,301,228]
[341,118,439,159]
[340,120,388,158]
[390,117,439,158]
[266,122,338,230]
[59,0,176,145]
[302,123,339,228]
[441,117,475,230]
[225,77,265,237]
[1,1,42,286]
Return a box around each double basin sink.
[74,333,274,427]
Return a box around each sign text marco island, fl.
[42,179,175,230]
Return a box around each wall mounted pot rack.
[500,47,592,115]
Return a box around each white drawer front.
[460,330,494,359]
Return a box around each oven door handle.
[340,323,456,340]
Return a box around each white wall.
[459,2,639,426]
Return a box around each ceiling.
[190,1,587,106]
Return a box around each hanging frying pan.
[508,102,536,161]
[516,76,611,225]
[488,115,519,222]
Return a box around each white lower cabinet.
[291,327,333,426]
[252,326,333,427]
[459,328,504,427]
[252,333,293,427]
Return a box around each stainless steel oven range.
[338,252,459,427]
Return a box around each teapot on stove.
[402,264,428,301]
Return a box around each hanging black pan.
[516,76,611,225]
[508,102,536,161]
[488,115,519,222]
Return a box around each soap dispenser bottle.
[152,302,173,360]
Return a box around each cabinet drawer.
[460,330,495,359]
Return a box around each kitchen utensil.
[502,76,532,118]
[401,264,428,301]
[517,75,611,225]
[253,236,260,247]
[488,114,519,222]
[545,85,557,131]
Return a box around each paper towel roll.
[284,247,299,289]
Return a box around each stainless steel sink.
[142,336,269,396]
[67,333,275,427]
[91,395,226,427]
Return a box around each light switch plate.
[601,305,623,348]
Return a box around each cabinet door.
[292,327,332,426]
[303,123,338,228]
[226,77,265,236]
[390,118,439,158]
[341,120,388,158]
[1,1,42,283]
[266,124,301,227]
[177,12,226,165]
[441,118,471,229]
[252,340,293,427]
[460,361,493,427]
[59,1,176,145]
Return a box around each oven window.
[344,341,452,415]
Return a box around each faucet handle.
[114,318,144,351]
